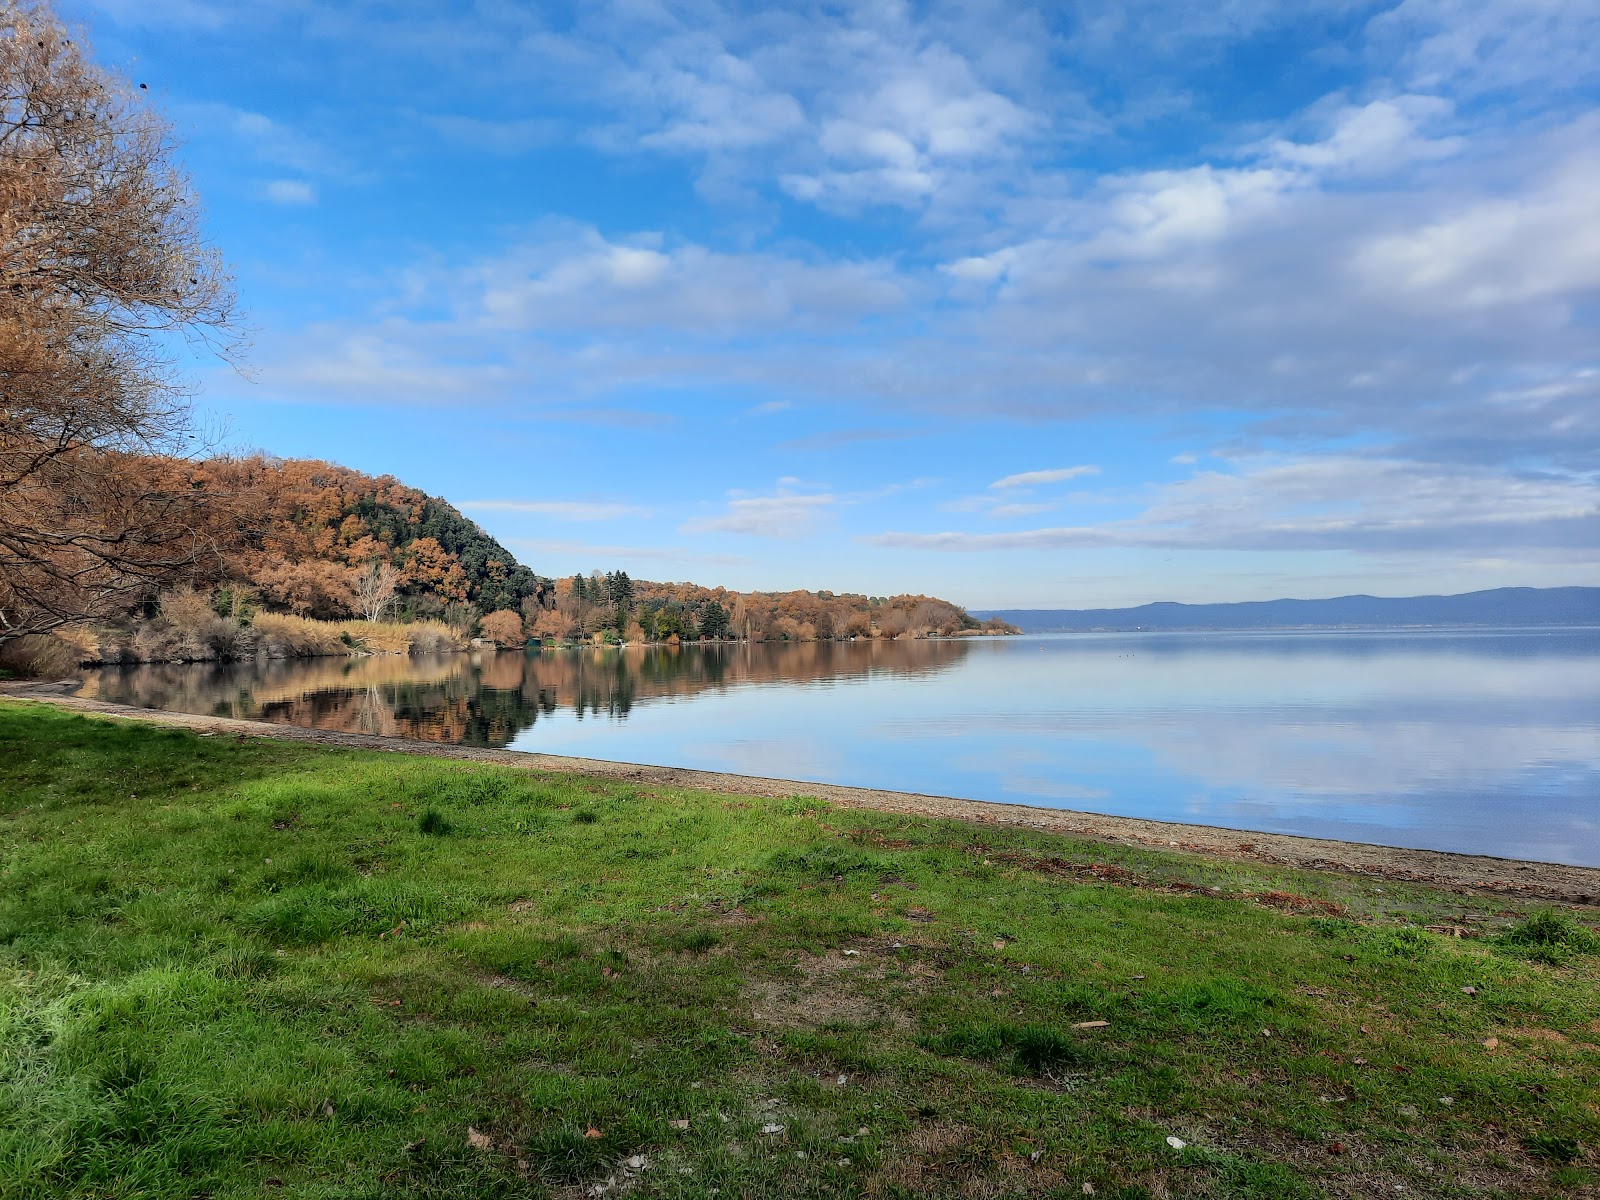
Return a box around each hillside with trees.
[188,455,544,622]
[521,572,1016,646]
[17,450,1012,666]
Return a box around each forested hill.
[189,456,543,619]
[177,456,1010,642]
[976,587,1600,633]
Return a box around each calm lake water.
[77,629,1600,866]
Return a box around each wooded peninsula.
[5,454,1016,673]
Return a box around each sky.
[66,0,1600,609]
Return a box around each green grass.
[1,700,1598,1199]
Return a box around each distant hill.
[974,587,1600,633]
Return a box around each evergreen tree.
[700,600,730,639]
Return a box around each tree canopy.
[0,1,239,643]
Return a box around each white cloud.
[461,225,907,335]
[524,1,1054,217]
[681,490,837,539]
[265,179,317,206]
[1371,0,1600,97]
[459,500,651,521]
[991,466,1100,489]
[870,454,1600,554]
[1265,95,1464,175]
[1352,146,1600,306]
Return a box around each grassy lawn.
[2,701,1597,1199]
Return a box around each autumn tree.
[478,609,523,647]
[0,2,239,644]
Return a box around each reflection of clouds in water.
[1134,716,1598,799]
[673,736,849,785]
[890,711,1597,797]
[1185,774,1600,867]
[997,775,1112,803]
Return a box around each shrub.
[1502,909,1599,964]
[253,613,347,658]
[406,620,463,655]
[0,633,85,677]
[340,620,412,655]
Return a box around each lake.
[75,628,1600,866]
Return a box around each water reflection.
[75,630,1600,864]
[78,639,972,748]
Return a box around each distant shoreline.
[976,585,1600,634]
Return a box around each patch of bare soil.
[1227,1119,1596,1199]
[863,1121,1067,1198]
[744,939,935,1032]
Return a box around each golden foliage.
[0,3,239,643]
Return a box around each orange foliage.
[478,609,525,646]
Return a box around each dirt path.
[8,683,1599,907]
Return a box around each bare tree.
[353,560,401,623]
[0,1,240,644]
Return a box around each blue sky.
[69,0,1600,608]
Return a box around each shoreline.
[6,680,1598,907]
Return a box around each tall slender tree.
[0,1,240,643]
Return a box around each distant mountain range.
[973,587,1600,633]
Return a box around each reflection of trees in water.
[79,639,972,748]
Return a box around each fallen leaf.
[467,1127,493,1152]
[669,1119,689,1130]
[761,1123,785,1135]
[1461,986,1478,996]
[1483,1037,1499,1050]
[1438,1096,1455,1106]
[585,1127,602,1139]
[1328,1141,1345,1155]
[994,939,1007,949]
[322,1100,335,1118]
[1166,1136,1187,1150]
[1082,1184,1096,1196]
[1071,1020,1110,1030]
